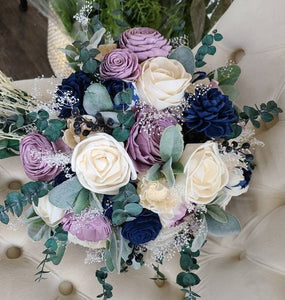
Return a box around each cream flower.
[176,142,229,204]
[137,175,183,226]
[71,133,137,195]
[32,195,65,227]
[63,115,96,149]
[136,57,192,110]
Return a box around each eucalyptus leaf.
[83,83,113,115]
[161,158,175,188]
[112,209,128,225]
[219,85,240,101]
[49,241,66,265]
[209,65,241,86]
[169,46,195,74]
[73,188,90,214]
[49,176,82,209]
[206,212,241,237]
[112,126,130,142]
[105,248,115,272]
[27,220,49,241]
[146,163,162,181]
[160,125,184,162]
[206,204,228,223]
[124,203,143,216]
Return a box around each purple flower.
[99,48,141,81]
[61,210,112,242]
[55,71,92,118]
[20,132,70,181]
[121,209,162,245]
[183,87,237,138]
[119,27,172,63]
[126,106,178,172]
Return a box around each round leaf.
[169,46,195,74]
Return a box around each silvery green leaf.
[83,83,113,115]
[110,228,123,274]
[146,163,162,181]
[89,192,104,212]
[212,193,228,206]
[161,158,175,188]
[206,204,228,223]
[27,220,49,241]
[219,85,240,101]
[124,203,143,216]
[105,248,115,272]
[160,125,184,162]
[73,188,90,214]
[121,237,133,261]
[169,46,195,74]
[49,176,82,209]
[191,216,207,252]
[206,212,241,237]
[87,27,106,50]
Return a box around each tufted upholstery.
[1,0,285,298]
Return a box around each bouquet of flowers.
[0,7,282,300]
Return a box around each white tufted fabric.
[1,0,285,298]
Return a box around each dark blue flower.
[102,196,113,220]
[102,78,138,110]
[53,164,75,187]
[55,71,92,118]
[121,209,162,245]
[183,87,238,138]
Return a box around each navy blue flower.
[102,78,138,110]
[53,164,75,187]
[183,87,237,138]
[55,71,92,118]
[121,209,162,245]
[102,196,113,220]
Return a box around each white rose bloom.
[71,133,137,195]
[176,142,229,205]
[33,195,65,227]
[136,57,192,110]
[137,175,184,227]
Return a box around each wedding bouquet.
[0,6,282,300]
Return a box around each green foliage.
[195,30,223,68]
[209,65,241,86]
[206,204,228,223]
[49,176,83,209]
[110,183,142,226]
[239,100,283,128]
[146,125,184,187]
[35,227,68,282]
[191,216,207,252]
[176,241,201,300]
[112,110,135,142]
[206,211,241,237]
[95,267,113,299]
[0,181,52,224]
[0,139,19,159]
[169,46,195,74]
[72,188,90,214]
[83,83,113,116]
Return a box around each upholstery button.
[8,181,22,190]
[239,250,247,260]
[6,246,22,259]
[59,281,74,295]
[230,49,245,64]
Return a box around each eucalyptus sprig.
[150,264,167,283]
[195,30,223,68]
[35,227,68,282]
[96,267,113,299]
[0,181,53,225]
[176,242,201,300]
[239,100,283,128]
[146,125,184,187]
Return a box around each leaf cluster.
[110,183,142,226]
[146,125,184,187]
[176,243,201,300]
[0,139,19,159]
[195,31,223,68]
[240,100,283,128]
[96,267,113,299]
[35,227,68,282]
[0,181,53,224]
